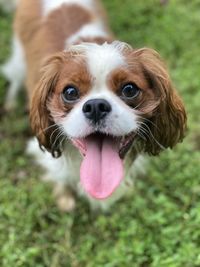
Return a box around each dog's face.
[30,42,186,199]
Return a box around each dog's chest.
[62,142,83,188]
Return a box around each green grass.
[0,1,200,266]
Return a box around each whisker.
[50,127,60,145]
[136,129,147,141]
[59,135,67,149]
[137,125,154,147]
[51,131,64,150]
[142,118,160,131]
[138,121,166,150]
[51,124,68,150]
[37,123,58,136]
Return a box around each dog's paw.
[56,194,76,212]
[54,184,76,212]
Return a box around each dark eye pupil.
[62,86,79,102]
[122,84,139,98]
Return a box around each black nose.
[82,99,111,124]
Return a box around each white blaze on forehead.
[42,0,93,16]
[70,41,128,89]
[87,42,126,85]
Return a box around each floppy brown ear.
[30,53,65,157]
[133,48,187,155]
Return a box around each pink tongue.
[80,135,124,199]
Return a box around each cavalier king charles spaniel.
[2,0,186,211]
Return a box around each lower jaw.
[70,131,137,199]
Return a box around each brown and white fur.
[1,0,186,211]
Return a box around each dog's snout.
[82,99,111,124]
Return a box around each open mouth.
[71,132,136,200]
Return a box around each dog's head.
[30,41,186,199]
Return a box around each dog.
[1,0,186,211]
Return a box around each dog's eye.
[121,83,140,99]
[62,86,79,103]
